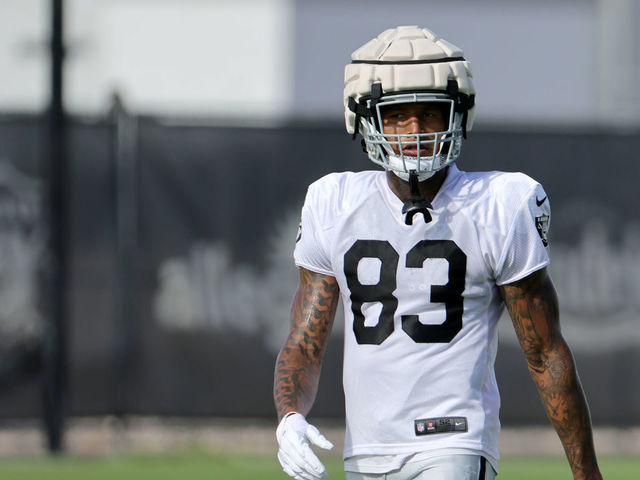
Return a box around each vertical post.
[109,93,138,418]
[43,0,67,453]
[596,0,639,126]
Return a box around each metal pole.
[43,0,68,453]
[109,93,138,418]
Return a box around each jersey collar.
[378,164,462,224]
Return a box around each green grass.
[0,451,637,479]
[498,456,639,479]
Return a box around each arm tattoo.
[273,268,340,421]
[501,268,602,480]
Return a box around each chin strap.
[402,170,432,225]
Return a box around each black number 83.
[343,239,467,345]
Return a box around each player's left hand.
[276,412,334,480]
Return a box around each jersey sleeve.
[494,182,551,285]
[293,184,334,276]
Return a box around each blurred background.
[0,0,639,459]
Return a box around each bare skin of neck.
[385,167,449,204]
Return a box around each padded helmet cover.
[344,26,476,135]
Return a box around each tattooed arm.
[274,267,340,421]
[500,267,602,480]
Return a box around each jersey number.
[343,239,467,345]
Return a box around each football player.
[274,26,602,480]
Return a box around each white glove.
[276,412,334,480]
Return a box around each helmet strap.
[446,79,475,139]
[401,170,433,225]
[348,96,374,140]
[348,82,385,140]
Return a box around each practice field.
[0,452,637,479]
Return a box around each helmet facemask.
[359,92,463,182]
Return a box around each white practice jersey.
[293,165,550,468]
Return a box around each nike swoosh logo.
[536,196,547,207]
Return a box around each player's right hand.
[276,412,334,480]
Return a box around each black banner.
[0,114,638,425]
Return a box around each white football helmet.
[344,26,476,181]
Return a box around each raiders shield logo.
[295,221,302,243]
[535,214,549,247]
